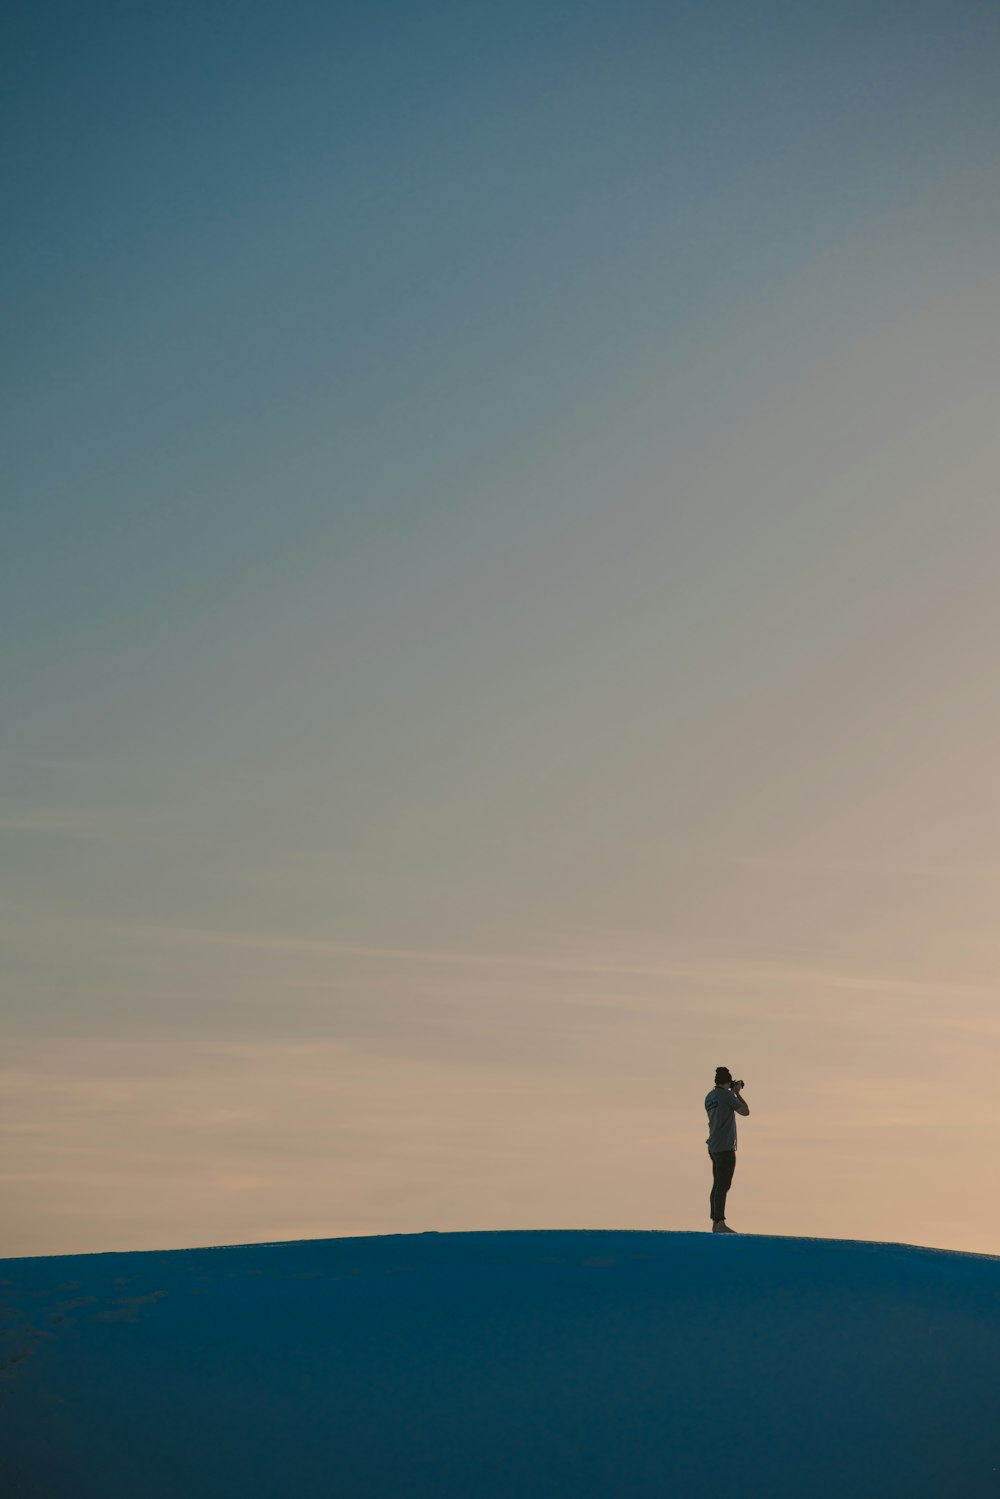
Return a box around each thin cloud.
[724,852,1000,880]
[0,815,97,833]
[6,904,989,1002]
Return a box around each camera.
[731,1079,745,1090]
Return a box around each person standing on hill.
[705,1066,749,1234]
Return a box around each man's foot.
[712,1220,737,1233]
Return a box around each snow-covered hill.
[3,1229,999,1497]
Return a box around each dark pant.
[709,1149,736,1222]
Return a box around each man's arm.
[731,1086,749,1116]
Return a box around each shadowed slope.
[3,1229,999,1497]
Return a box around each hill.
[3,1228,999,1497]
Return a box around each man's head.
[714,1066,733,1087]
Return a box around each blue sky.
[3,0,1000,1255]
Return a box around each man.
[705,1066,749,1233]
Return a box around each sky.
[3,0,1000,1258]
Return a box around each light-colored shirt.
[705,1087,749,1152]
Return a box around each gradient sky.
[3,0,1000,1258]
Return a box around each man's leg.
[709,1151,725,1221]
[710,1150,736,1222]
[722,1150,736,1218]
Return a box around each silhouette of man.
[705,1066,749,1233]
